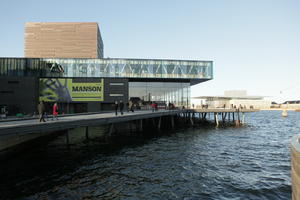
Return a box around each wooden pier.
[189,108,258,126]
[0,108,258,152]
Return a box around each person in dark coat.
[126,102,129,112]
[115,101,119,116]
[37,101,46,122]
[130,103,135,112]
[119,100,124,115]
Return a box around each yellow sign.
[39,78,104,102]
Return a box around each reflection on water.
[0,111,299,199]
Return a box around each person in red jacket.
[151,102,155,112]
[52,102,59,120]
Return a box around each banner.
[39,78,104,102]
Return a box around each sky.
[0,0,299,103]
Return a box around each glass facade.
[0,58,213,80]
[129,82,190,107]
[0,58,62,77]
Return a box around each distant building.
[280,100,300,109]
[192,90,271,109]
[283,100,300,104]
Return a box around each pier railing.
[291,134,300,200]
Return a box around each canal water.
[1,111,300,199]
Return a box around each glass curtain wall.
[129,82,190,107]
[0,58,213,81]
[42,58,213,80]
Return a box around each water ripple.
[0,111,299,199]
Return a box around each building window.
[109,94,124,97]
[0,91,14,94]
[8,81,19,84]
[110,83,124,86]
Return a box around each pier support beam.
[214,113,219,127]
[222,113,227,123]
[192,112,195,123]
[66,129,70,145]
[152,118,156,127]
[140,119,143,132]
[158,117,162,130]
[242,113,245,124]
[108,123,114,136]
[171,116,174,129]
[85,126,89,139]
[190,115,194,126]
[236,110,241,126]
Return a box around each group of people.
[37,100,178,120]
[168,102,176,110]
[37,101,59,122]
[115,100,135,116]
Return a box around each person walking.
[151,102,155,112]
[119,100,124,115]
[52,102,59,120]
[37,101,46,122]
[128,101,132,112]
[126,102,129,112]
[115,101,119,116]
[130,102,134,112]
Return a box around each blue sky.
[0,0,299,102]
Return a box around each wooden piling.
[66,130,70,145]
[158,117,162,130]
[108,123,114,136]
[85,126,89,139]
[242,112,245,124]
[140,119,143,131]
[190,115,194,126]
[171,116,174,129]
[214,113,219,127]
[237,110,241,126]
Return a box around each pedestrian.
[44,112,48,121]
[115,101,119,116]
[126,102,129,112]
[119,100,124,115]
[128,101,132,112]
[37,101,46,122]
[52,102,59,120]
[151,102,155,112]
[130,101,134,112]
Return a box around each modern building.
[0,22,213,116]
[192,90,271,109]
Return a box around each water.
[1,111,300,200]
